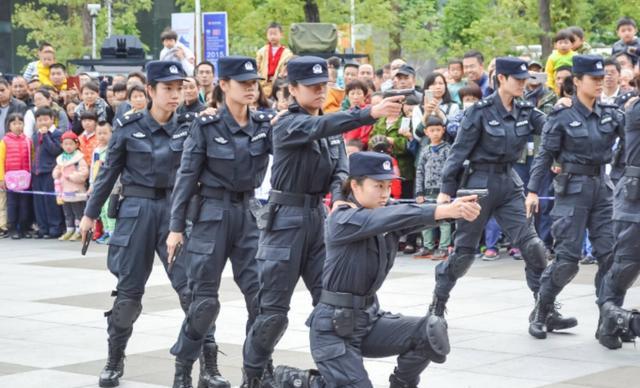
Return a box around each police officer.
[431,57,550,329]
[78,61,196,387]
[241,56,404,388]
[272,152,481,388]
[597,97,640,349]
[526,55,624,339]
[166,56,271,388]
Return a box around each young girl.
[78,110,98,166]
[90,121,115,244]
[0,114,33,239]
[53,131,89,241]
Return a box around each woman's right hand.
[166,232,184,264]
[435,196,481,222]
[79,216,95,245]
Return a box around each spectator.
[613,52,634,72]
[195,61,216,104]
[126,84,148,113]
[558,73,575,98]
[358,64,374,83]
[78,111,98,166]
[601,58,622,104]
[323,65,345,113]
[270,79,292,112]
[445,83,483,141]
[414,72,460,136]
[612,17,640,66]
[53,131,88,241]
[340,62,360,110]
[159,29,195,75]
[554,65,573,95]
[112,82,127,103]
[568,26,593,54]
[345,138,364,156]
[72,81,110,135]
[27,78,41,100]
[64,100,79,131]
[394,64,421,97]
[126,71,146,88]
[0,78,28,137]
[463,50,491,96]
[89,121,114,244]
[447,59,465,105]
[256,22,293,97]
[48,63,67,93]
[105,85,115,108]
[23,88,68,138]
[545,29,576,93]
[177,76,206,115]
[11,76,32,108]
[368,134,402,199]
[415,115,452,259]
[22,42,55,84]
[343,80,374,147]
[250,82,271,112]
[32,107,64,239]
[374,68,385,91]
[112,74,127,85]
[0,113,32,239]
[77,73,93,89]
[525,61,558,114]
[620,67,635,93]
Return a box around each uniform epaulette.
[115,112,143,127]
[197,114,221,125]
[515,99,534,108]
[475,97,493,109]
[549,104,570,115]
[598,101,619,109]
[252,110,276,123]
[177,112,197,124]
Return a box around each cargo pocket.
[191,203,224,240]
[550,204,575,240]
[109,202,141,247]
[311,341,346,362]
[256,245,291,291]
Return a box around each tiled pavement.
[1,239,639,387]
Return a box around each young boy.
[545,29,576,92]
[568,26,592,54]
[90,121,115,244]
[32,107,64,238]
[415,116,452,259]
[159,29,195,75]
[256,22,293,97]
[78,111,99,166]
[23,42,55,84]
[612,17,640,66]
[447,59,465,105]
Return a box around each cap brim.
[586,70,605,77]
[297,76,329,86]
[155,75,187,82]
[511,72,533,80]
[366,173,404,181]
[230,73,265,81]
[395,71,415,77]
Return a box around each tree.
[539,0,552,59]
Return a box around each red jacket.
[3,132,31,172]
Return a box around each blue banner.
[202,12,229,73]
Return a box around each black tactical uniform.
[83,61,194,387]
[169,56,271,388]
[528,55,624,339]
[273,152,450,388]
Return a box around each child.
[612,17,640,66]
[72,81,110,135]
[368,135,402,199]
[90,121,115,244]
[545,29,576,93]
[256,22,293,97]
[343,80,374,147]
[447,59,465,105]
[32,107,64,238]
[53,131,88,241]
[414,116,452,259]
[445,84,483,141]
[0,114,33,239]
[23,42,55,84]
[270,79,291,112]
[78,110,99,166]
[126,84,148,113]
[568,26,592,54]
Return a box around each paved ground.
[1,238,639,388]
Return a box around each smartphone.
[67,75,81,90]
[424,90,434,104]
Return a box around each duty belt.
[122,184,171,199]
[200,186,253,202]
[624,165,640,178]
[269,190,323,208]
[320,289,375,309]
[470,162,512,173]
[422,188,440,196]
[562,163,603,176]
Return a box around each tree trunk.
[80,5,92,47]
[304,0,320,22]
[389,1,402,59]
[538,0,552,60]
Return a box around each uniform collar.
[143,108,177,134]
[220,105,256,136]
[573,96,602,118]
[492,91,518,119]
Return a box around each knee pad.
[521,237,547,270]
[550,259,579,289]
[251,313,288,354]
[449,252,475,278]
[612,258,640,292]
[187,297,220,338]
[415,314,450,364]
[110,298,142,330]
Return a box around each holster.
[107,194,121,218]
[458,163,473,189]
[553,173,570,197]
[186,194,201,223]
[332,308,355,338]
[624,177,640,201]
[257,203,276,231]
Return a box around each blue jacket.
[33,127,62,175]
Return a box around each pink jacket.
[52,151,89,202]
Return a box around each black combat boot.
[240,367,263,388]
[198,343,230,388]
[529,298,552,339]
[273,365,320,388]
[261,360,277,388]
[598,302,638,350]
[99,341,125,387]
[389,372,417,388]
[173,358,195,388]
[545,302,578,332]
[428,295,447,317]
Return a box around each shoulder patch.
[116,112,143,127]
[252,110,275,123]
[475,98,493,109]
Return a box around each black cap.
[572,54,605,76]
[349,151,400,180]
[146,60,187,83]
[287,56,329,85]
[495,57,531,79]
[343,60,360,69]
[395,64,416,77]
[218,56,263,81]
[528,60,543,70]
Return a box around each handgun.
[81,229,93,256]
[168,242,183,274]
[382,88,416,99]
[456,189,489,200]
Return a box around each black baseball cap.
[349,151,400,180]
[146,60,187,83]
[395,64,416,77]
[287,56,329,85]
[495,57,531,79]
[218,56,263,81]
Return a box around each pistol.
[456,189,489,200]
[382,88,416,99]
[168,242,183,274]
[81,229,93,256]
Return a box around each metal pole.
[106,0,112,37]
[92,16,97,58]
[195,0,202,63]
[350,0,356,52]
